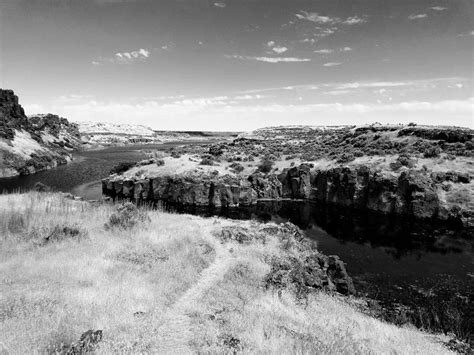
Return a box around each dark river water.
[1,144,473,338]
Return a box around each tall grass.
[0,192,455,353]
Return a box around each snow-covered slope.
[78,122,156,136]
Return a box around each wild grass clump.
[0,192,458,354]
[6,212,26,234]
[105,202,150,230]
[41,224,87,245]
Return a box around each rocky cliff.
[0,89,81,177]
[102,163,473,228]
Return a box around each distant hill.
[78,122,239,149]
[0,89,81,178]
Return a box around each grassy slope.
[0,192,452,354]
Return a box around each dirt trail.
[156,239,234,353]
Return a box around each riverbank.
[102,151,474,228]
[0,192,457,353]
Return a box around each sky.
[0,0,473,130]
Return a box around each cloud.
[237,77,470,95]
[296,11,338,24]
[314,49,333,54]
[408,14,428,20]
[93,48,151,65]
[457,30,474,37]
[28,97,473,131]
[226,55,311,63]
[429,6,447,11]
[340,47,352,52]
[214,2,226,8]
[296,12,367,26]
[343,16,367,25]
[272,46,288,54]
[323,62,342,67]
[266,41,288,54]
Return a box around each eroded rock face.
[0,89,81,177]
[0,89,28,140]
[102,163,472,226]
[262,223,355,296]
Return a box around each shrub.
[390,154,416,170]
[110,162,135,175]
[34,182,51,192]
[209,145,224,156]
[423,146,441,158]
[258,159,274,173]
[336,153,355,164]
[200,157,214,166]
[229,162,244,173]
[105,202,150,230]
[42,224,87,244]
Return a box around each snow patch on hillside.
[78,122,155,136]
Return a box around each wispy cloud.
[323,62,342,67]
[429,6,447,11]
[266,41,288,54]
[343,16,367,25]
[408,13,428,20]
[340,47,352,52]
[296,11,337,24]
[314,49,333,54]
[457,30,474,37]
[238,77,470,95]
[226,55,311,63]
[214,2,226,8]
[296,12,367,25]
[93,48,150,65]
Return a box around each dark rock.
[263,223,355,296]
[327,255,356,295]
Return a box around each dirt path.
[155,239,234,353]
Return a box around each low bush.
[423,147,441,158]
[258,159,274,173]
[209,145,224,156]
[42,224,87,244]
[390,154,416,170]
[105,202,150,230]
[336,153,355,164]
[229,162,244,173]
[200,157,214,166]
[110,162,135,175]
[34,182,51,192]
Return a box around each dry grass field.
[0,192,454,354]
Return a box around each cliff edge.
[0,89,81,177]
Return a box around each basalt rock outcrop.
[0,89,81,177]
[102,164,472,227]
